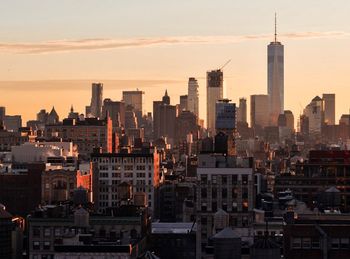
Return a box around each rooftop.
[152,222,196,234]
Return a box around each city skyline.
[2,2,350,258]
[1,1,350,124]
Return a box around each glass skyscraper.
[267,15,284,126]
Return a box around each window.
[44,227,51,237]
[232,188,238,199]
[302,238,311,249]
[292,238,301,249]
[331,238,340,249]
[33,227,40,237]
[242,200,248,212]
[232,202,238,212]
[212,175,217,184]
[33,241,40,250]
[124,165,134,171]
[212,202,217,212]
[201,175,207,184]
[222,188,227,199]
[242,187,248,199]
[312,238,320,249]
[212,188,217,199]
[340,238,349,249]
[44,241,51,250]
[232,175,238,185]
[124,173,133,178]
[201,188,207,198]
[54,228,61,237]
[222,176,227,184]
[242,175,248,185]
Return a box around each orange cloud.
[0,31,347,54]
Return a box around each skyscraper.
[322,93,335,125]
[179,95,188,112]
[0,107,5,126]
[303,96,324,134]
[187,77,199,120]
[90,83,103,118]
[215,99,236,132]
[216,99,236,155]
[153,90,176,144]
[102,99,125,127]
[122,90,144,125]
[250,95,269,129]
[237,98,247,124]
[284,110,295,131]
[268,14,284,126]
[207,70,223,135]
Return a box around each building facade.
[89,83,103,118]
[122,90,144,125]
[188,77,199,122]
[303,96,324,135]
[91,150,160,214]
[45,117,113,159]
[323,93,335,125]
[195,154,255,257]
[207,70,224,136]
[237,98,247,124]
[268,19,284,126]
[250,95,269,129]
[153,91,177,143]
[102,99,125,128]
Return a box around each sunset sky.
[1,0,350,125]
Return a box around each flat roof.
[152,222,196,234]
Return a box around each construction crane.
[219,59,231,70]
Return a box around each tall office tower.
[187,77,199,120]
[303,96,324,134]
[153,90,176,144]
[216,99,236,155]
[122,90,144,124]
[284,110,295,131]
[268,14,284,126]
[250,95,269,129]
[125,107,138,130]
[236,98,247,123]
[179,95,188,112]
[102,99,125,128]
[0,107,5,126]
[207,70,224,135]
[322,93,335,125]
[90,83,103,118]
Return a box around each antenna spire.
[274,12,277,42]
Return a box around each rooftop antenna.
[274,12,277,42]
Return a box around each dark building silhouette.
[0,163,44,216]
[153,90,176,143]
[176,111,198,143]
[102,99,125,128]
[0,205,13,259]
